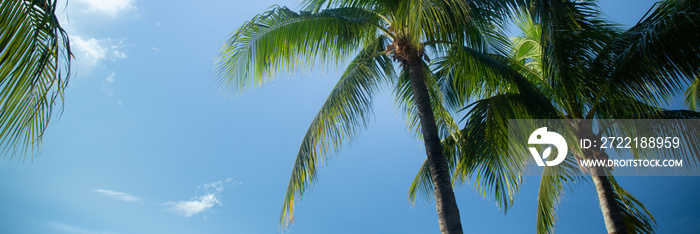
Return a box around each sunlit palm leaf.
[215,6,383,94]
[510,8,542,75]
[0,0,71,158]
[279,36,395,228]
[393,0,472,45]
[407,132,460,205]
[394,63,459,140]
[301,0,514,51]
[607,174,656,234]
[685,77,700,111]
[456,92,558,211]
[536,155,586,234]
[434,45,545,111]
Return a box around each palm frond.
[0,0,72,158]
[434,45,545,110]
[394,63,459,140]
[407,130,460,205]
[214,6,384,95]
[591,0,700,109]
[455,93,559,211]
[531,0,617,116]
[397,62,461,206]
[279,36,394,228]
[589,97,661,120]
[608,175,657,234]
[600,112,700,169]
[408,157,434,204]
[393,0,472,45]
[510,8,542,75]
[536,154,586,234]
[585,96,700,169]
[685,76,700,111]
[301,0,395,12]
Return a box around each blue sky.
[1,0,699,233]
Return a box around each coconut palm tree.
[410,0,700,233]
[0,0,72,158]
[214,0,527,232]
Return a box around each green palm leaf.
[536,154,586,234]
[279,36,395,228]
[434,44,545,111]
[684,76,700,111]
[0,0,72,158]
[215,6,384,94]
[396,65,461,205]
[407,132,460,205]
[608,174,656,234]
[455,93,558,211]
[588,0,700,113]
[532,0,617,116]
[510,8,542,75]
[394,63,459,140]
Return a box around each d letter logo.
[528,127,567,166]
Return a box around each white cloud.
[164,179,237,217]
[102,72,116,97]
[71,36,127,66]
[46,221,118,234]
[94,189,140,202]
[165,194,221,218]
[72,37,106,64]
[77,0,136,17]
[151,47,160,52]
[110,46,127,59]
[101,72,123,105]
[105,74,115,83]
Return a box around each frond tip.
[0,0,72,158]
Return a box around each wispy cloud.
[71,36,127,66]
[164,179,238,217]
[165,194,221,218]
[46,221,118,234]
[102,72,116,97]
[76,0,136,17]
[94,189,140,202]
[100,72,123,105]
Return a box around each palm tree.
[411,0,700,233]
[526,1,699,232]
[0,0,72,158]
[214,0,523,232]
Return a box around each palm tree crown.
[409,0,700,233]
[215,0,523,232]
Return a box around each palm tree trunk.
[587,151,627,234]
[407,56,463,234]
